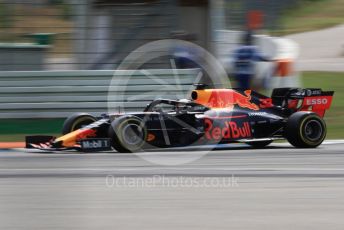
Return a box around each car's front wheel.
[285,112,326,148]
[62,113,97,135]
[108,116,147,153]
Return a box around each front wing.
[26,135,112,152]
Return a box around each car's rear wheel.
[247,140,273,148]
[285,112,326,148]
[62,113,97,135]
[108,116,147,153]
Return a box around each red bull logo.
[76,129,97,140]
[204,119,252,141]
[193,89,259,110]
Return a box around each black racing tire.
[62,113,97,135]
[247,140,273,148]
[285,112,326,148]
[108,116,147,153]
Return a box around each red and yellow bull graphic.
[204,118,252,141]
[55,128,97,147]
[192,89,259,110]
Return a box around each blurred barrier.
[0,69,199,119]
[0,43,50,71]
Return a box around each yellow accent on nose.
[55,130,83,147]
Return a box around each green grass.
[277,0,344,35]
[302,71,344,138]
[0,119,64,142]
[0,134,57,142]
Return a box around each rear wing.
[271,88,334,117]
[300,89,334,117]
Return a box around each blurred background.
[0,0,303,70]
[0,0,291,70]
[0,0,343,141]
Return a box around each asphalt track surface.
[1,142,344,230]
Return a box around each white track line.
[0,167,344,172]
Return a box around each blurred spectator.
[171,31,200,69]
[232,30,273,89]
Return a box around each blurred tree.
[59,2,72,20]
[0,3,12,28]
[47,0,72,20]
[48,0,64,5]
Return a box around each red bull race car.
[26,86,334,152]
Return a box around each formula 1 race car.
[26,86,334,152]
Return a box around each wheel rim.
[121,123,144,146]
[303,119,323,142]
